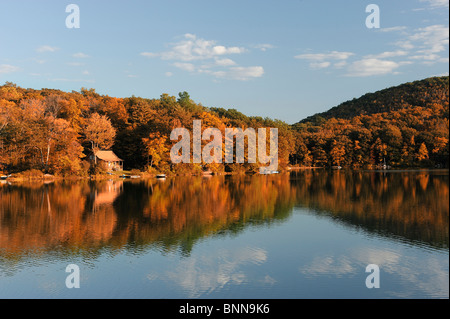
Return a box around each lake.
[0,170,448,299]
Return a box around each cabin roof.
[94,150,123,162]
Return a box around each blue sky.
[0,0,448,124]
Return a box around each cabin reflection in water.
[92,180,123,208]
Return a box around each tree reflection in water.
[0,170,448,261]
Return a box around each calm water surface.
[0,170,448,299]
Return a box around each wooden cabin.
[92,150,124,171]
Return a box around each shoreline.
[2,167,448,184]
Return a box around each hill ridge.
[298,76,449,124]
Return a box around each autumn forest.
[0,76,448,177]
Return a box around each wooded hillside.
[292,77,449,169]
[0,76,448,176]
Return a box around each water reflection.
[0,170,448,261]
[147,246,270,298]
[299,247,449,298]
[290,170,449,249]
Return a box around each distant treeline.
[0,76,448,176]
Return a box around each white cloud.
[0,64,20,74]
[73,52,90,58]
[376,24,449,65]
[346,58,400,77]
[295,23,447,76]
[253,44,275,52]
[409,53,442,60]
[215,58,237,66]
[82,70,90,75]
[141,34,265,81]
[333,61,347,69]
[394,40,415,50]
[295,51,354,70]
[212,66,265,81]
[409,25,449,55]
[295,51,354,61]
[310,61,331,69]
[165,72,173,77]
[36,45,59,53]
[420,0,449,8]
[393,24,450,64]
[212,45,244,55]
[142,34,246,62]
[294,51,355,70]
[303,24,448,76]
[365,50,409,59]
[184,33,196,40]
[140,52,159,58]
[378,26,408,33]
